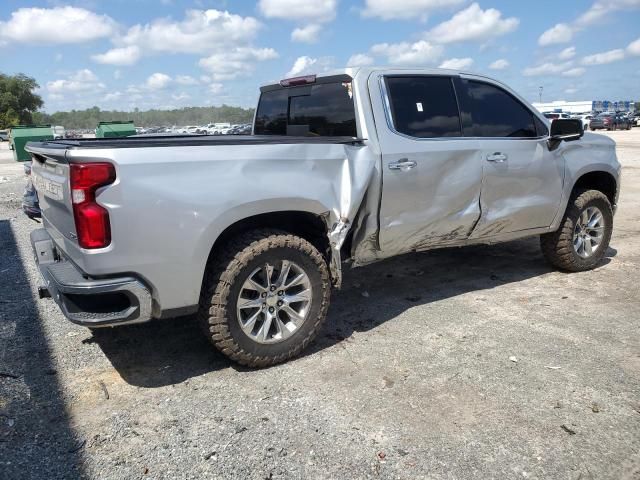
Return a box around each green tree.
[0,73,44,128]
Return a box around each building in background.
[532,100,636,114]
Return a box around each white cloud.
[199,47,279,80]
[47,69,105,93]
[209,83,224,94]
[175,75,199,86]
[581,49,626,65]
[258,0,337,22]
[426,3,519,44]
[575,0,640,28]
[171,92,191,102]
[562,67,586,77]
[347,53,375,67]
[538,23,573,46]
[558,46,576,60]
[565,88,578,94]
[489,58,509,70]
[118,9,262,55]
[371,40,443,65]
[0,7,116,44]
[538,1,640,48]
[285,56,318,77]
[523,61,573,76]
[291,24,322,43]
[104,92,123,102]
[146,73,172,90]
[91,46,141,66]
[361,0,465,21]
[438,57,474,70]
[104,9,277,80]
[628,37,640,56]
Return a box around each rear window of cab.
[254,81,357,137]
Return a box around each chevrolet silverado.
[25,67,620,367]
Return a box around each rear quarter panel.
[64,142,375,313]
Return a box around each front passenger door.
[456,78,565,238]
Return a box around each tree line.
[32,105,255,130]
[0,72,255,130]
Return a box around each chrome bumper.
[30,228,153,327]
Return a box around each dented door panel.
[469,139,565,238]
[364,72,483,260]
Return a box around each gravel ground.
[1,132,639,480]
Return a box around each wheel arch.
[200,209,337,297]
[571,170,618,207]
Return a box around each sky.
[0,0,639,113]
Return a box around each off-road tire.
[540,189,613,272]
[198,229,331,367]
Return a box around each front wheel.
[199,229,331,367]
[540,190,613,272]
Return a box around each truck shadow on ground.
[0,220,85,478]
[91,237,615,388]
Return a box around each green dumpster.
[95,121,136,138]
[9,125,54,162]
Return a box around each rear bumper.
[30,228,153,327]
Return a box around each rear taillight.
[69,163,116,249]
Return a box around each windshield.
[254,81,357,136]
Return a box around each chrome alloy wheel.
[573,206,606,258]
[236,260,313,344]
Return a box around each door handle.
[486,152,508,163]
[388,158,417,171]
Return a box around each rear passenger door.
[456,77,564,238]
[372,73,482,256]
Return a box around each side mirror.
[548,118,584,151]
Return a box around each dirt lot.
[1,131,639,480]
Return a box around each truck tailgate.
[26,144,78,247]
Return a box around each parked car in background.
[572,114,593,130]
[615,114,632,130]
[543,112,571,121]
[632,113,640,127]
[51,125,65,140]
[590,112,630,131]
[0,130,8,142]
[25,67,620,367]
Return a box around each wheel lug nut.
[278,290,284,296]
[268,307,275,313]
[261,292,267,298]
[277,300,283,307]
[270,286,276,292]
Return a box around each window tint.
[254,82,356,136]
[254,89,288,135]
[462,80,537,138]
[385,76,461,138]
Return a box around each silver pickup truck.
[26,67,620,367]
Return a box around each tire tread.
[198,229,330,367]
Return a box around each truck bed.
[27,135,364,150]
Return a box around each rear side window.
[254,82,356,136]
[461,80,537,138]
[385,76,462,138]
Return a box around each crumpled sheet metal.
[326,144,377,286]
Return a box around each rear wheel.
[540,190,613,272]
[199,229,331,367]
